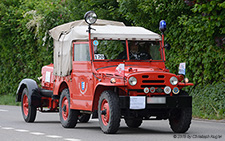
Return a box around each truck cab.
[16,11,193,134]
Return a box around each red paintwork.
[41,63,54,90]
[62,96,69,120]
[101,99,110,126]
[39,32,193,112]
[22,94,28,116]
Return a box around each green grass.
[0,94,20,106]
[190,82,225,120]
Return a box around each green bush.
[118,0,225,85]
[190,82,225,119]
[0,0,224,120]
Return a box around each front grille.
[142,80,164,83]
[140,74,166,93]
[142,75,165,78]
[142,75,149,78]
[141,85,166,88]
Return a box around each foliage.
[117,0,225,85]
[0,0,77,96]
[0,0,224,119]
[190,82,225,119]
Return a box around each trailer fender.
[16,79,40,107]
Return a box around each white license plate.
[147,97,166,104]
[130,96,146,110]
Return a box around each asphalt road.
[0,105,224,141]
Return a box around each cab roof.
[49,19,161,41]
[49,19,161,77]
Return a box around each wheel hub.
[101,99,110,126]
[22,94,29,116]
[101,109,107,115]
[61,97,69,121]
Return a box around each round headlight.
[84,11,97,25]
[170,76,178,85]
[129,77,137,86]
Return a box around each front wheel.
[169,108,192,133]
[21,88,37,122]
[98,90,120,134]
[59,89,79,128]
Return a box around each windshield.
[93,40,162,61]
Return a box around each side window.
[74,43,90,61]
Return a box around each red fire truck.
[16,11,193,134]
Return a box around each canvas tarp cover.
[49,19,161,76]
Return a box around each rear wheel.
[98,90,120,134]
[21,88,37,122]
[125,118,142,128]
[59,89,79,128]
[169,108,192,133]
[78,114,91,123]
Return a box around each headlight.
[170,76,178,85]
[84,11,97,25]
[129,77,137,86]
[110,78,116,84]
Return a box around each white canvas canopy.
[49,19,161,76]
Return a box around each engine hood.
[96,65,163,76]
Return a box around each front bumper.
[119,96,192,109]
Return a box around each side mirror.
[164,43,171,50]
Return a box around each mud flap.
[31,88,42,108]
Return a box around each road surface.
[0,105,224,141]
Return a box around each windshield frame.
[91,39,164,62]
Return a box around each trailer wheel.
[125,118,142,128]
[59,89,79,128]
[98,90,120,134]
[21,88,37,122]
[78,114,91,123]
[169,108,192,133]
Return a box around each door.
[70,42,93,111]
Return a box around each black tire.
[21,88,37,122]
[125,118,142,128]
[59,89,79,128]
[98,90,120,134]
[78,114,91,123]
[169,108,192,133]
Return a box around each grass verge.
[190,82,225,120]
[0,94,20,106]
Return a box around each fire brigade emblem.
[79,81,87,94]
[81,82,85,90]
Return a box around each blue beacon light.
[159,20,166,33]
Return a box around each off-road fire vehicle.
[16,11,193,134]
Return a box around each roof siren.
[159,20,166,33]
